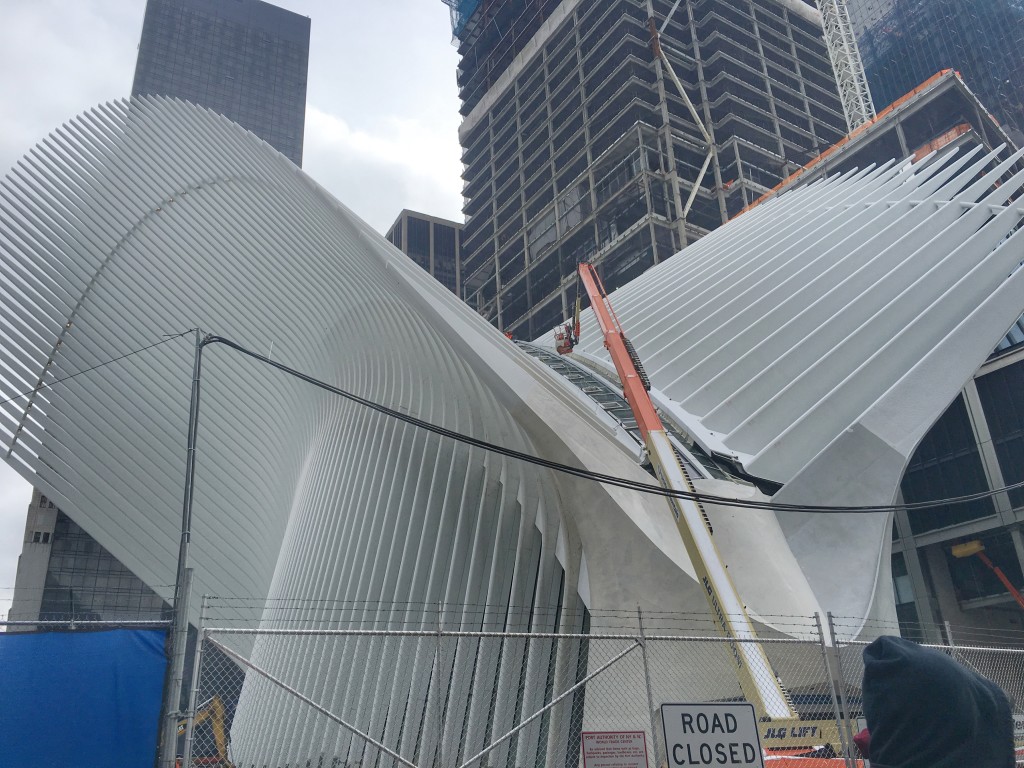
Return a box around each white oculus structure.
[0,97,1023,763]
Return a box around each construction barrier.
[0,625,168,768]
[180,604,1024,768]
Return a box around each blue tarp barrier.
[0,628,167,767]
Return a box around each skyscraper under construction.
[446,0,849,337]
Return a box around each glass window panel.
[976,360,1024,508]
[902,395,995,534]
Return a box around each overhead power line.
[5,330,1017,516]
[203,335,1024,516]
[0,330,193,409]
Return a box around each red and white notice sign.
[582,731,650,768]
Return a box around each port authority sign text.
[661,703,764,767]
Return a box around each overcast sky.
[0,0,465,619]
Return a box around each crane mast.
[574,264,797,723]
[816,0,875,131]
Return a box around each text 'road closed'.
[661,703,764,768]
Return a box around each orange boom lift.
[559,264,859,762]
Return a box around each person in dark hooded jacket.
[861,635,1014,768]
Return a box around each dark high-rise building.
[846,0,1024,144]
[132,0,310,166]
[386,210,463,295]
[448,0,849,337]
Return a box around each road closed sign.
[661,703,764,768]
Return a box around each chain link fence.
[179,604,1024,768]
[826,614,1024,764]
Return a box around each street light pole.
[159,329,208,768]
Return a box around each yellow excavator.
[176,695,234,767]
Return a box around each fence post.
[160,329,206,768]
[814,614,845,766]
[637,607,662,768]
[944,620,968,670]
[160,566,193,768]
[826,613,859,768]
[182,594,209,768]
[435,600,442,768]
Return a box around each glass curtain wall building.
[451,0,848,337]
[41,510,170,622]
[386,210,463,295]
[132,0,311,166]
[894,346,1024,641]
[846,0,1024,143]
[9,490,168,623]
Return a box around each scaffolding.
[440,0,483,37]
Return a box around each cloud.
[0,0,140,175]
[304,106,464,231]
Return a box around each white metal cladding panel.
[0,96,579,627]
[574,145,1024,489]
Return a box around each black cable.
[0,330,192,409]
[204,335,1024,515]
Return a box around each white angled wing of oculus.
[562,143,1024,630]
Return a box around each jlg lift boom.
[572,263,798,724]
[952,540,1024,611]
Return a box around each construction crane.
[815,0,875,131]
[565,263,799,726]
